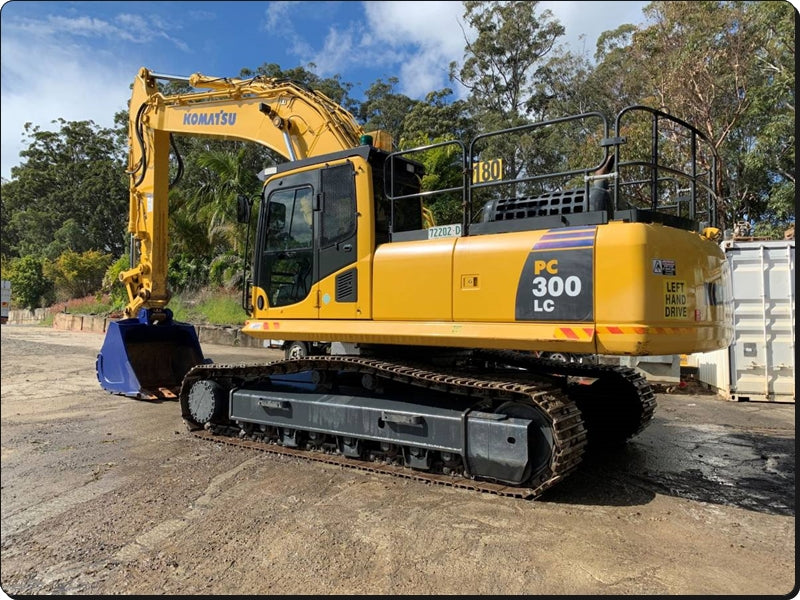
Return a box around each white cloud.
[346,1,648,98]
[361,1,468,97]
[362,1,466,56]
[0,8,196,180]
[7,13,189,49]
[263,1,294,32]
[1,36,132,180]
[257,2,468,97]
[11,14,119,38]
[308,24,358,77]
[542,1,648,59]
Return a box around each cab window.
[263,187,313,307]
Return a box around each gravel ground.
[0,325,795,596]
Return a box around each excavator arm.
[120,66,390,317]
[98,67,395,399]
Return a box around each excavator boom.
[98,67,389,398]
[120,67,387,317]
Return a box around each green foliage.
[239,62,358,114]
[102,255,130,308]
[452,1,566,125]
[359,78,420,143]
[1,119,127,260]
[166,144,261,297]
[209,252,243,289]
[191,147,258,254]
[43,250,113,302]
[3,255,54,309]
[590,0,795,233]
[399,135,465,225]
[168,253,210,292]
[195,292,246,326]
[401,89,474,144]
[45,219,87,260]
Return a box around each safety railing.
[385,105,719,239]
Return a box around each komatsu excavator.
[97,67,733,498]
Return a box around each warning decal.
[664,280,688,319]
[652,258,676,276]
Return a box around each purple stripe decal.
[534,226,596,250]
[534,238,594,250]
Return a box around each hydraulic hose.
[129,102,148,188]
[169,134,184,189]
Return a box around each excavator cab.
[96,308,205,400]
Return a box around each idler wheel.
[187,379,227,425]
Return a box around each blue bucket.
[96,308,205,400]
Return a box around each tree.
[189,147,261,289]
[743,0,795,237]
[240,62,359,114]
[44,249,113,302]
[1,119,128,260]
[450,0,591,218]
[3,255,53,309]
[165,144,264,293]
[580,24,649,116]
[401,89,474,144]
[450,0,566,127]
[591,0,795,233]
[358,77,419,145]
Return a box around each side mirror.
[236,194,252,224]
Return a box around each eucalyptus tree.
[450,0,566,127]
[240,62,359,114]
[742,0,795,237]
[589,0,795,233]
[358,77,420,144]
[401,89,475,144]
[449,0,592,215]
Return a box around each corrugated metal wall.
[693,240,795,402]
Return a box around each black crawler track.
[476,351,657,446]
[178,354,654,499]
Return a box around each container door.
[727,241,795,402]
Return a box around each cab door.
[315,162,358,318]
[255,173,317,318]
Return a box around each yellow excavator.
[97,67,733,498]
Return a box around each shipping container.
[693,239,795,402]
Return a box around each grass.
[170,289,246,326]
[44,288,247,327]
[53,294,118,316]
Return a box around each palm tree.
[170,144,264,289]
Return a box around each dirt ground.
[0,325,795,596]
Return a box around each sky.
[0,0,652,180]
